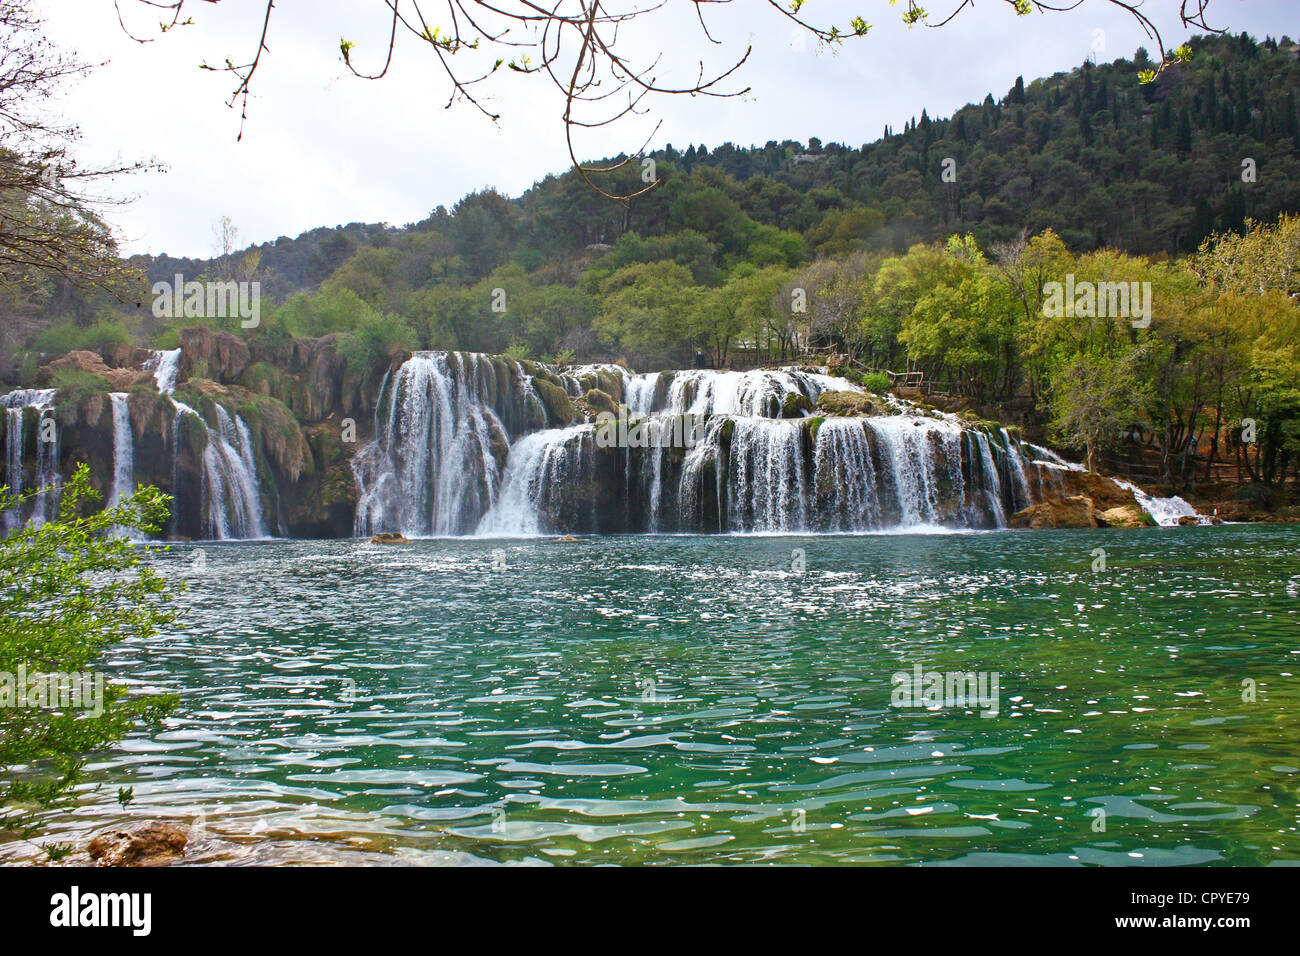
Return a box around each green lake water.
[6,526,1299,865]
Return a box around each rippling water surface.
[6,527,1299,865]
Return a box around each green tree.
[1,465,179,852]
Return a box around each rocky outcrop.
[1097,504,1150,528]
[816,390,876,416]
[88,821,188,866]
[1053,469,1139,510]
[40,350,153,391]
[179,327,251,382]
[1009,495,1099,529]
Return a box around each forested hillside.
[4,32,1299,489]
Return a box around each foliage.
[0,465,179,850]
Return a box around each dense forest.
[3,32,1299,488]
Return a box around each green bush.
[0,465,179,854]
[860,371,892,393]
[31,319,130,356]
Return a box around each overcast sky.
[38,0,1297,258]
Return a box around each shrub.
[0,465,179,854]
[860,371,892,393]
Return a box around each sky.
[37,0,1297,258]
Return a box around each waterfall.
[665,368,852,418]
[354,352,536,537]
[861,416,967,528]
[721,418,809,532]
[1,388,59,530]
[812,418,882,531]
[624,372,661,417]
[172,400,268,540]
[478,425,594,536]
[108,392,134,508]
[144,348,182,394]
[971,430,1007,526]
[1002,429,1032,512]
[398,358,1033,536]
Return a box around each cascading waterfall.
[108,392,134,507]
[172,399,268,540]
[722,418,809,532]
[478,425,595,536]
[664,368,852,417]
[144,348,182,395]
[445,360,1054,536]
[354,351,537,536]
[1,388,59,530]
[1002,429,1032,512]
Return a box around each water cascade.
[1,388,60,529]
[470,362,1039,535]
[108,392,134,507]
[353,352,550,536]
[170,398,268,540]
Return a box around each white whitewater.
[724,418,809,532]
[1,388,59,529]
[478,425,592,536]
[665,367,853,418]
[145,348,182,394]
[172,399,268,540]
[108,392,134,507]
[1028,447,1204,526]
[354,352,527,537]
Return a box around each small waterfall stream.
[108,392,134,507]
[1,388,59,529]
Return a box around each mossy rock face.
[805,416,825,442]
[595,370,624,403]
[236,390,312,481]
[718,418,735,445]
[532,378,574,427]
[584,388,618,416]
[781,392,813,418]
[815,390,875,417]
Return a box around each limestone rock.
[1097,504,1149,528]
[1009,495,1099,529]
[88,821,188,867]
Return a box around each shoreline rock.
[87,821,188,867]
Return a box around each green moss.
[815,390,874,416]
[533,378,574,426]
[806,415,825,442]
[782,392,813,418]
[584,388,618,416]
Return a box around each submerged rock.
[370,532,409,544]
[554,534,579,542]
[88,821,188,866]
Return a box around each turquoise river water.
[4,526,1299,865]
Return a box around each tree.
[121,0,1227,197]
[0,3,151,296]
[1049,349,1150,472]
[0,465,178,854]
